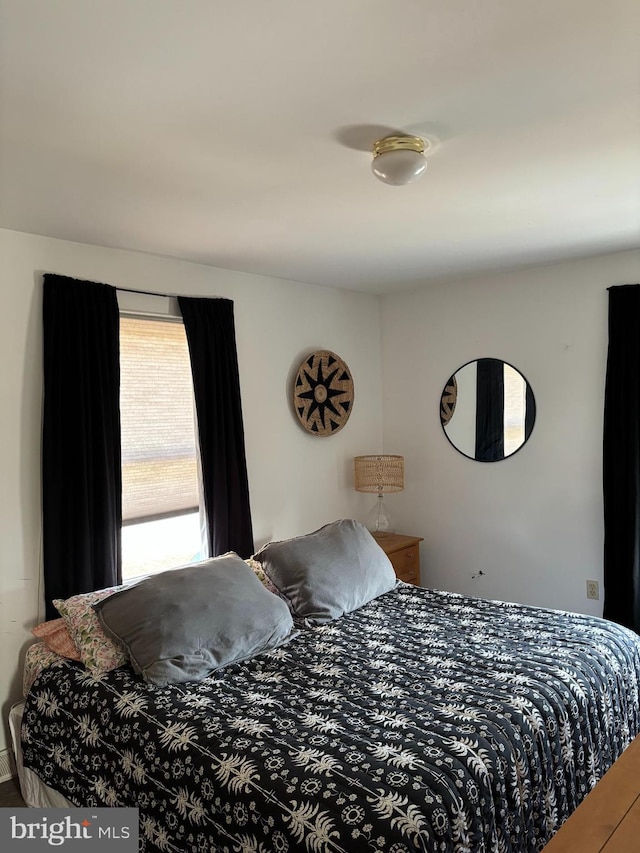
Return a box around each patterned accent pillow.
[54,587,128,675]
[31,618,81,661]
[245,557,280,596]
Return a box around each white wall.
[0,228,383,754]
[382,249,640,614]
[2,230,637,758]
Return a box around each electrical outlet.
[586,580,600,600]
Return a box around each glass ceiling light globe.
[371,150,427,186]
[371,135,427,186]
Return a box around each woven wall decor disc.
[293,350,354,436]
[440,374,458,426]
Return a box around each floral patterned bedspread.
[22,585,640,853]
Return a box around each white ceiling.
[1,0,638,294]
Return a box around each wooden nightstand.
[374,533,423,586]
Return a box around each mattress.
[20,584,640,852]
[9,703,72,808]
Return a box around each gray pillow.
[254,519,397,626]
[94,554,295,687]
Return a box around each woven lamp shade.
[354,455,404,494]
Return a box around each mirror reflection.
[440,358,536,461]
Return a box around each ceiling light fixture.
[371,135,428,186]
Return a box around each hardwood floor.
[0,776,26,807]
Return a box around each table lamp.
[354,454,404,537]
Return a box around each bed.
[17,521,640,853]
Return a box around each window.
[503,362,526,456]
[119,315,203,580]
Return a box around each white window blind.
[120,315,199,524]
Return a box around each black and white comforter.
[22,585,640,853]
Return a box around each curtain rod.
[607,284,640,291]
[116,285,199,300]
[116,285,230,301]
[116,285,230,302]
[46,274,227,301]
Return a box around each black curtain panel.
[42,275,122,618]
[525,382,536,441]
[603,284,640,633]
[475,358,505,462]
[178,296,254,559]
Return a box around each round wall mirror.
[440,358,536,462]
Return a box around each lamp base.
[366,494,395,537]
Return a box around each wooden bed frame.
[543,735,640,852]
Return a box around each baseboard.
[0,748,17,783]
